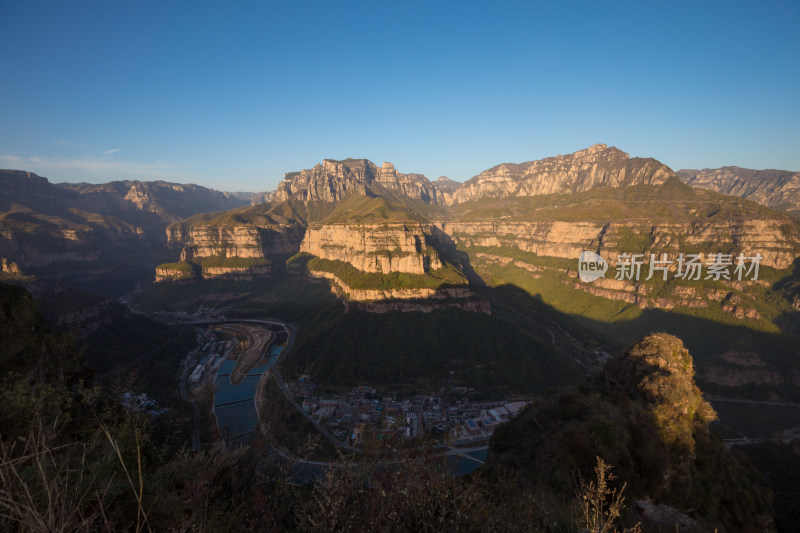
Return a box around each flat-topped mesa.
[273,158,453,205]
[300,224,442,274]
[451,143,675,204]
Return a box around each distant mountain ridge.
[678,166,800,215]
[0,169,251,294]
[159,145,800,322]
[451,143,675,204]
[54,177,250,222]
[259,144,677,207]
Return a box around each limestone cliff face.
[306,269,489,313]
[201,265,271,280]
[449,217,798,315]
[273,159,452,205]
[678,166,800,213]
[451,144,674,204]
[166,224,304,260]
[154,263,271,282]
[307,270,467,300]
[0,220,144,269]
[154,266,192,282]
[439,218,798,270]
[300,224,442,274]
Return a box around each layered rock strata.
[300,224,442,274]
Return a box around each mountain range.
[677,166,800,215]
[2,145,799,396]
[3,145,800,529]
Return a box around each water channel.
[213,326,287,446]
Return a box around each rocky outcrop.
[488,334,775,530]
[1,257,21,275]
[678,166,800,213]
[154,265,194,282]
[300,224,442,274]
[451,144,675,204]
[273,159,452,205]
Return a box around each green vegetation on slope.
[317,185,445,224]
[194,256,271,269]
[156,260,198,279]
[172,197,335,229]
[466,250,800,398]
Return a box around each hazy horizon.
[1,0,798,191]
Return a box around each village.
[287,380,529,446]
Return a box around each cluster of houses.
[295,384,529,445]
[186,328,235,384]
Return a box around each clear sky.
[1,1,798,191]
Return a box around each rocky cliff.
[300,224,442,274]
[273,159,452,205]
[167,224,304,260]
[153,147,800,316]
[440,218,799,270]
[154,260,271,282]
[678,166,800,214]
[451,144,674,204]
[443,214,799,315]
[305,268,489,313]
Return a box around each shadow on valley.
[489,283,800,402]
[428,225,487,289]
[126,247,800,403]
[772,257,800,336]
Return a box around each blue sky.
[1,1,798,191]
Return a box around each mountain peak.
[451,145,673,203]
[273,158,454,205]
[569,143,627,160]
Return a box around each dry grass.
[0,419,152,533]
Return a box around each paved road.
[265,323,360,452]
